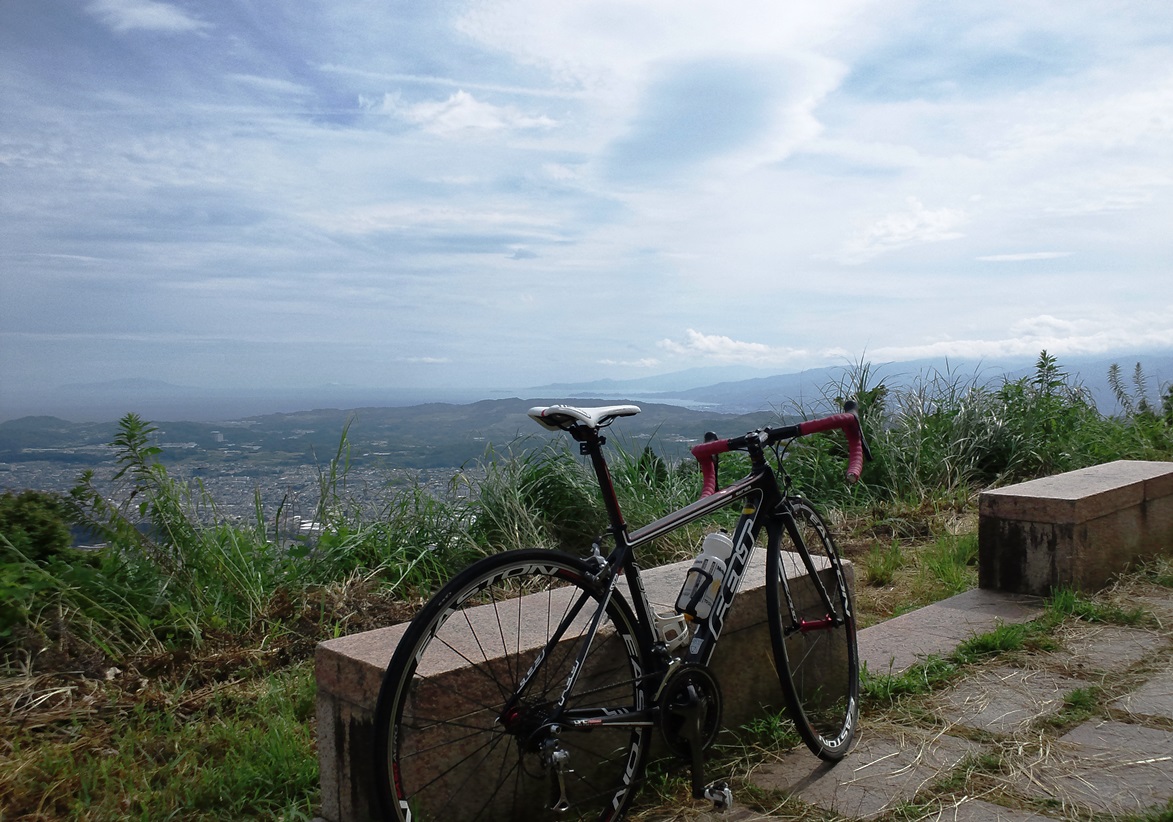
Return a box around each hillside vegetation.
[2,352,1172,820]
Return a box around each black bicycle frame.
[513,424,840,731]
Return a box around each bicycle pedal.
[703,780,733,811]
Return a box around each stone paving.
[672,584,1173,821]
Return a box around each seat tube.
[575,427,628,538]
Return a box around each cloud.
[978,252,1072,262]
[5,2,1173,403]
[871,313,1173,363]
[658,329,824,367]
[303,202,561,239]
[603,59,775,181]
[833,197,967,264]
[1008,314,1092,338]
[87,0,209,33]
[365,90,557,135]
[228,74,312,97]
[599,358,661,368]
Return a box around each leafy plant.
[0,489,75,563]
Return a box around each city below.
[0,397,785,527]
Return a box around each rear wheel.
[373,549,652,821]
[766,498,859,760]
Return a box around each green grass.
[1045,587,1147,626]
[863,539,904,587]
[919,534,978,595]
[861,619,1038,707]
[954,621,1029,662]
[1121,800,1173,822]
[861,655,960,704]
[4,663,319,820]
[1037,685,1103,731]
[739,711,803,751]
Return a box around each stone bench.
[315,548,850,822]
[979,459,1173,596]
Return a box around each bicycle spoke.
[375,551,650,821]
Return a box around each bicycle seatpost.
[569,424,627,537]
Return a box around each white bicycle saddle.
[528,404,641,431]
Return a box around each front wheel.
[766,498,859,760]
[373,549,653,821]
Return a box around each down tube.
[685,490,765,665]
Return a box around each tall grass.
[4,352,1172,668]
[468,439,606,554]
[780,351,1173,511]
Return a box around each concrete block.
[936,798,1054,820]
[1110,665,1173,722]
[1012,719,1173,815]
[315,548,852,822]
[931,666,1089,734]
[1056,623,1168,674]
[979,460,1173,595]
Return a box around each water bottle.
[675,530,734,621]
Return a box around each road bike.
[373,401,869,821]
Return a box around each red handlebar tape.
[690,438,730,498]
[798,413,865,484]
[691,412,864,498]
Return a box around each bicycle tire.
[373,549,652,822]
[765,497,859,760]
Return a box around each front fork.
[775,500,843,634]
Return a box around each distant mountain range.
[536,352,1173,416]
[3,351,1172,480]
[3,351,1172,424]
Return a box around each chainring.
[656,663,723,760]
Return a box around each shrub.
[0,489,74,564]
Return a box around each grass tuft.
[864,539,904,587]
[1046,588,1147,626]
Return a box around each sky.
[2,0,1172,408]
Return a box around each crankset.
[657,663,731,808]
[657,663,722,759]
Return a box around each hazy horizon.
[5,348,1171,424]
[3,2,1172,406]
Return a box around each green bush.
[0,489,74,563]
